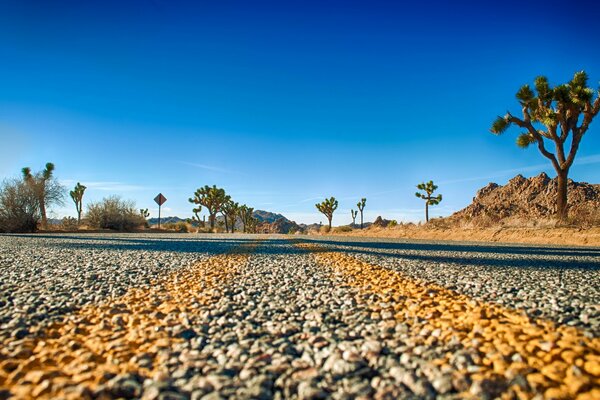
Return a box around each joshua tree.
[239,205,254,233]
[357,198,366,229]
[415,181,442,223]
[350,209,358,226]
[189,185,230,230]
[491,71,599,221]
[315,197,338,230]
[22,162,64,230]
[222,200,239,233]
[191,206,203,232]
[140,208,150,219]
[70,182,86,224]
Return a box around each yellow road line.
[0,243,257,399]
[298,242,599,400]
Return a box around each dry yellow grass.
[326,225,600,247]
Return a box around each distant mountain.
[148,216,186,225]
[253,210,286,223]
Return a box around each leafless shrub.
[86,196,145,231]
[0,179,40,233]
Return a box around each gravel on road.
[0,233,598,399]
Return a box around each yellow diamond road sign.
[154,193,167,206]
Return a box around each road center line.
[297,241,600,399]
[0,242,258,399]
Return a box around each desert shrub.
[319,225,331,234]
[388,220,398,228]
[86,196,145,231]
[61,216,79,230]
[333,225,352,233]
[163,221,189,232]
[568,205,600,228]
[0,179,40,233]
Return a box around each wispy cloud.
[179,161,237,174]
[60,179,146,191]
[438,154,600,185]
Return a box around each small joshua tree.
[351,209,358,226]
[70,182,86,225]
[22,162,64,230]
[357,198,366,229]
[415,181,442,223]
[140,208,150,218]
[191,206,203,232]
[491,71,599,221]
[316,197,338,230]
[222,200,239,233]
[189,185,230,230]
[239,205,254,233]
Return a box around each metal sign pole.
[154,193,167,231]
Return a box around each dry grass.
[326,222,600,247]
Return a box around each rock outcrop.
[450,173,600,224]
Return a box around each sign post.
[154,193,167,229]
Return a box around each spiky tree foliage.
[70,182,86,225]
[222,200,239,233]
[247,216,259,233]
[357,198,366,229]
[415,181,442,223]
[22,162,64,230]
[238,205,254,233]
[351,209,358,226]
[315,197,338,229]
[190,206,203,232]
[140,208,150,218]
[188,185,230,230]
[491,71,600,221]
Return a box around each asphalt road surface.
[0,233,598,399]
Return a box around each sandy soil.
[327,225,600,247]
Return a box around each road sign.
[154,193,167,206]
[154,193,167,229]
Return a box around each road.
[0,234,599,399]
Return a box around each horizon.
[2,0,600,225]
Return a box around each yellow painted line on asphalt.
[0,242,258,399]
[298,242,600,400]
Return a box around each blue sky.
[1,0,599,224]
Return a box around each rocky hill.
[450,173,600,225]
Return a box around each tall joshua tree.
[189,185,230,230]
[70,182,86,224]
[491,71,599,221]
[351,209,358,226]
[22,162,64,230]
[239,205,254,233]
[316,197,338,230]
[415,181,442,223]
[357,198,366,229]
[222,200,239,233]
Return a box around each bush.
[333,225,353,233]
[319,225,331,234]
[568,205,600,228]
[388,220,398,228]
[61,216,79,230]
[0,179,40,233]
[86,196,145,231]
[163,221,189,232]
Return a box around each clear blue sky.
[1,0,599,224]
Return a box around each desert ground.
[329,225,600,247]
[0,233,598,399]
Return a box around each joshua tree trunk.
[77,210,81,225]
[209,213,216,229]
[328,217,332,229]
[360,212,363,229]
[556,170,568,222]
[40,201,48,230]
[425,202,429,223]
[223,215,229,233]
